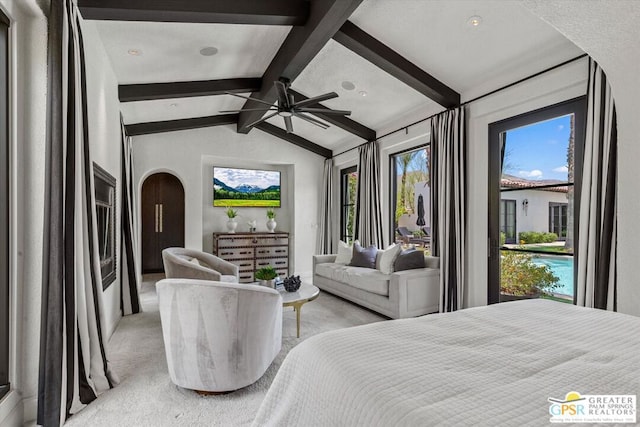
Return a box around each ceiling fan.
[220,78,351,133]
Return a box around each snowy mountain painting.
[213,167,281,207]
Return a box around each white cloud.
[518,170,543,179]
[557,124,565,131]
[553,165,568,173]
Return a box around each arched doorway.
[141,173,185,273]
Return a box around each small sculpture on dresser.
[283,275,301,292]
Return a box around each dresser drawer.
[217,247,254,259]
[254,235,288,246]
[255,258,288,269]
[216,236,256,247]
[238,272,254,283]
[255,246,288,257]
[227,259,255,270]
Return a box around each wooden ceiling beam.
[77,0,309,25]
[288,89,375,141]
[118,78,262,102]
[237,0,365,134]
[254,122,332,158]
[124,114,237,136]
[333,21,460,108]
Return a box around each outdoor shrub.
[500,251,560,296]
[500,232,506,246]
[519,231,559,244]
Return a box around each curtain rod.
[332,53,588,158]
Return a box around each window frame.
[549,202,569,240]
[0,9,10,401]
[488,96,587,305]
[500,199,517,244]
[389,144,430,244]
[340,166,357,243]
[93,162,117,290]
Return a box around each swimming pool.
[532,256,574,297]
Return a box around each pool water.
[532,256,574,297]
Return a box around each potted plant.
[500,251,560,301]
[266,208,277,233]
[255,266,278,288]
[225,206,238,233]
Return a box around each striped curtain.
[120,117,141,314]
[576,59,617,311]
[430,107,467,312]
[316,158,334,254]
[38,1,117,425]
[354,141,384,248]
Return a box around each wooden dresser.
[212,232,289,283]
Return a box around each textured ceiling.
[93,0,584,152]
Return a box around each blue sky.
[503,114,571,182]
[214,167,280,188]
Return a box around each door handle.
[159,204,163,233]
[155,204,159,233]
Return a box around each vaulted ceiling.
[81,0,584,157]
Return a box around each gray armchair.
[156,278,282,393]
[162,247,239,283]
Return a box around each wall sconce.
[522,199,529,216]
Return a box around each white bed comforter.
[253,300,640,426]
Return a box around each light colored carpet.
[65,275,384,426]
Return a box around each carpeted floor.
[65,275,385,426]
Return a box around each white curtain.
[316,158,334,254]
[354,141,384,248]
[430,107,467,312]
[576,59,617,311]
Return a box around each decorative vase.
[266,218,277,233]
[258,279,275,288]
[226,218,237,233]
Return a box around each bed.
[253,299,640,426]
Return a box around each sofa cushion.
[349,242,377,269]
[376,243,402,274]
[394,249,426,271]
[335,240,354,264]
[315,263,390,296]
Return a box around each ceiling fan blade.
[293,92,338,108]
[274,81,291,109]
[298,107,351,116]
[284,116,294,133]
[218,108,277,113]
[295,112,330,129]
[245,111,279,129]
[225,92,275,107]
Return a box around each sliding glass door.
[488,97,586,305]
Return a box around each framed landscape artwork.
[213,166,281,207]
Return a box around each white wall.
[132,125,324,277]
[502,189,568,238]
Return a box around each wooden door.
[141,173,185,273]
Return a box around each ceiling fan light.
[279,111,293,117]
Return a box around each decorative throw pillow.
[335,240,354,264]
[394,249,426,272]
[376,243,402,274]
[349,242,378,269]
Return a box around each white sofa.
[312,254,440,319]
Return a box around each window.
[488,97,586,305]
[549,202,568,239]
[340,166,357,243]
[94,163,116,289]
[390,146,430,246]
[0,9,9,400]
[500,200,517,244]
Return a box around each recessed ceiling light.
[341,81,356,91]
[467,15,482,27]
[358,90,367,97]
[169,103,178,108]
[127,49,142,56]
[200,46,219,56]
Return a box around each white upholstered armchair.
[156,279,283,393]
[162,247,239,282]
